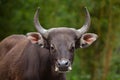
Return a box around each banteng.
[0,7,98,80]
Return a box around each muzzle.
[55,58,72,73]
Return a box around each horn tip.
[84,7,87,9]
[84,7,88,12]
[37,7,40,11]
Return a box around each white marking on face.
[68,66,72,71]
[55,66,59,72]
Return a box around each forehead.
[48,28,77,43]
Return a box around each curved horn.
[77,7,91,35]
[34,7,48,38]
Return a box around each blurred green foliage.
[0,0,120,80]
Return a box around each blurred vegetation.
[0,0,120,80]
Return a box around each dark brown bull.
[0,7,98,80]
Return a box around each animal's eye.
[50,44,56,51]
[69,44,75,52]
[70,46,75,52]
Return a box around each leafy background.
[0,0,120,80]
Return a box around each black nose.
[57,59,70,68]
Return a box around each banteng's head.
[28,7,98,73]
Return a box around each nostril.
[65,61,69,66]
[57,62,61,66]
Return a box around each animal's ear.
[26,32,44,47]
[80,33,98,48]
